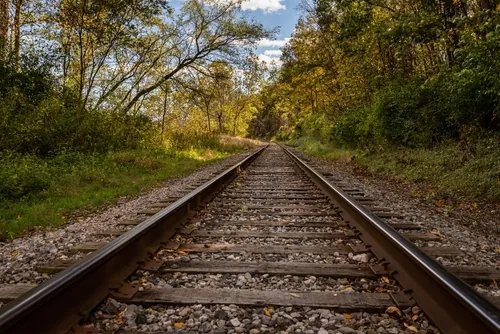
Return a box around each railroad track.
[0,144,499,333]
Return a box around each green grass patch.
[291,136,500,203]
[0,140,254,240]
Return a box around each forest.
[1,0,499,238]
[252,0,500,200]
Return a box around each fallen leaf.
[435,199,446,207]
[431,230,444,237]
[264,308,272,316]
[496,247,500,253]
[493,280,498,288]
[404,323,418,332]
[177,250,187,255]
[174,322,184,328]
[386,306,402,317]
[344,313,353,320]
[382,276,390,284]
[342,286,353,292]
[289,293,301,298]
[10,249,18,258]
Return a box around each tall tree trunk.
[160,90,168,144]
[217,113,223,133]
[13,0,22,67]
[78,0,88,101]
[205,101,211,132]
[0,0,9,61]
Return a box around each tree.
[0,0,8,59]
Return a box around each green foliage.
[293,136,500,202]
[0,60,152,155]
[0,152,51,200]
[255,1,500,153]
[0,137,256,240]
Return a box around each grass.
[0,138,258,240]
[291,136,500,203]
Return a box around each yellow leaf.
[382,276,390,284]
[386,306,402,317]
[10,249,18,258]
[496,247,500,253]
[264,308,271,316]
[342,286,353,292]
[344,313,353,319]
[289,293,301,298]
[174,322,184,328]
[177,250,187,255]
[435,199,446,207]
[404,323,418,332]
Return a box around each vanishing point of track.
[0,144,499,333]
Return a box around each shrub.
[0,152,51,200]
[0,59,152,156]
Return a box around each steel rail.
[0,145,268,334]
[280,144,500,334]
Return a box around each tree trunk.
[78,0,88,101]
[217,113,223,133]
[0,0,9,60]
[205,102,211,132]
[160,90,168,144]
[13,0,22,66]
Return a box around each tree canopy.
[252,0,500,149]
[0,0,273,154]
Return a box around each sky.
[243,0,301,66]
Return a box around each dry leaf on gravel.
[174,322,184,328]
[264,308,272,316]
[404,323,418,332]
[386,306,402,317]
[344,314,353,320]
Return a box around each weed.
[292,137,499,202]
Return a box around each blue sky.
[242,0,301,65]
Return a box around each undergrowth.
[291,136,500,203]
[0,137,258,240]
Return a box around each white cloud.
[263,49,282,57]
[241,0,285,12]
[258,54,283,67]
[257,38,291,48]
